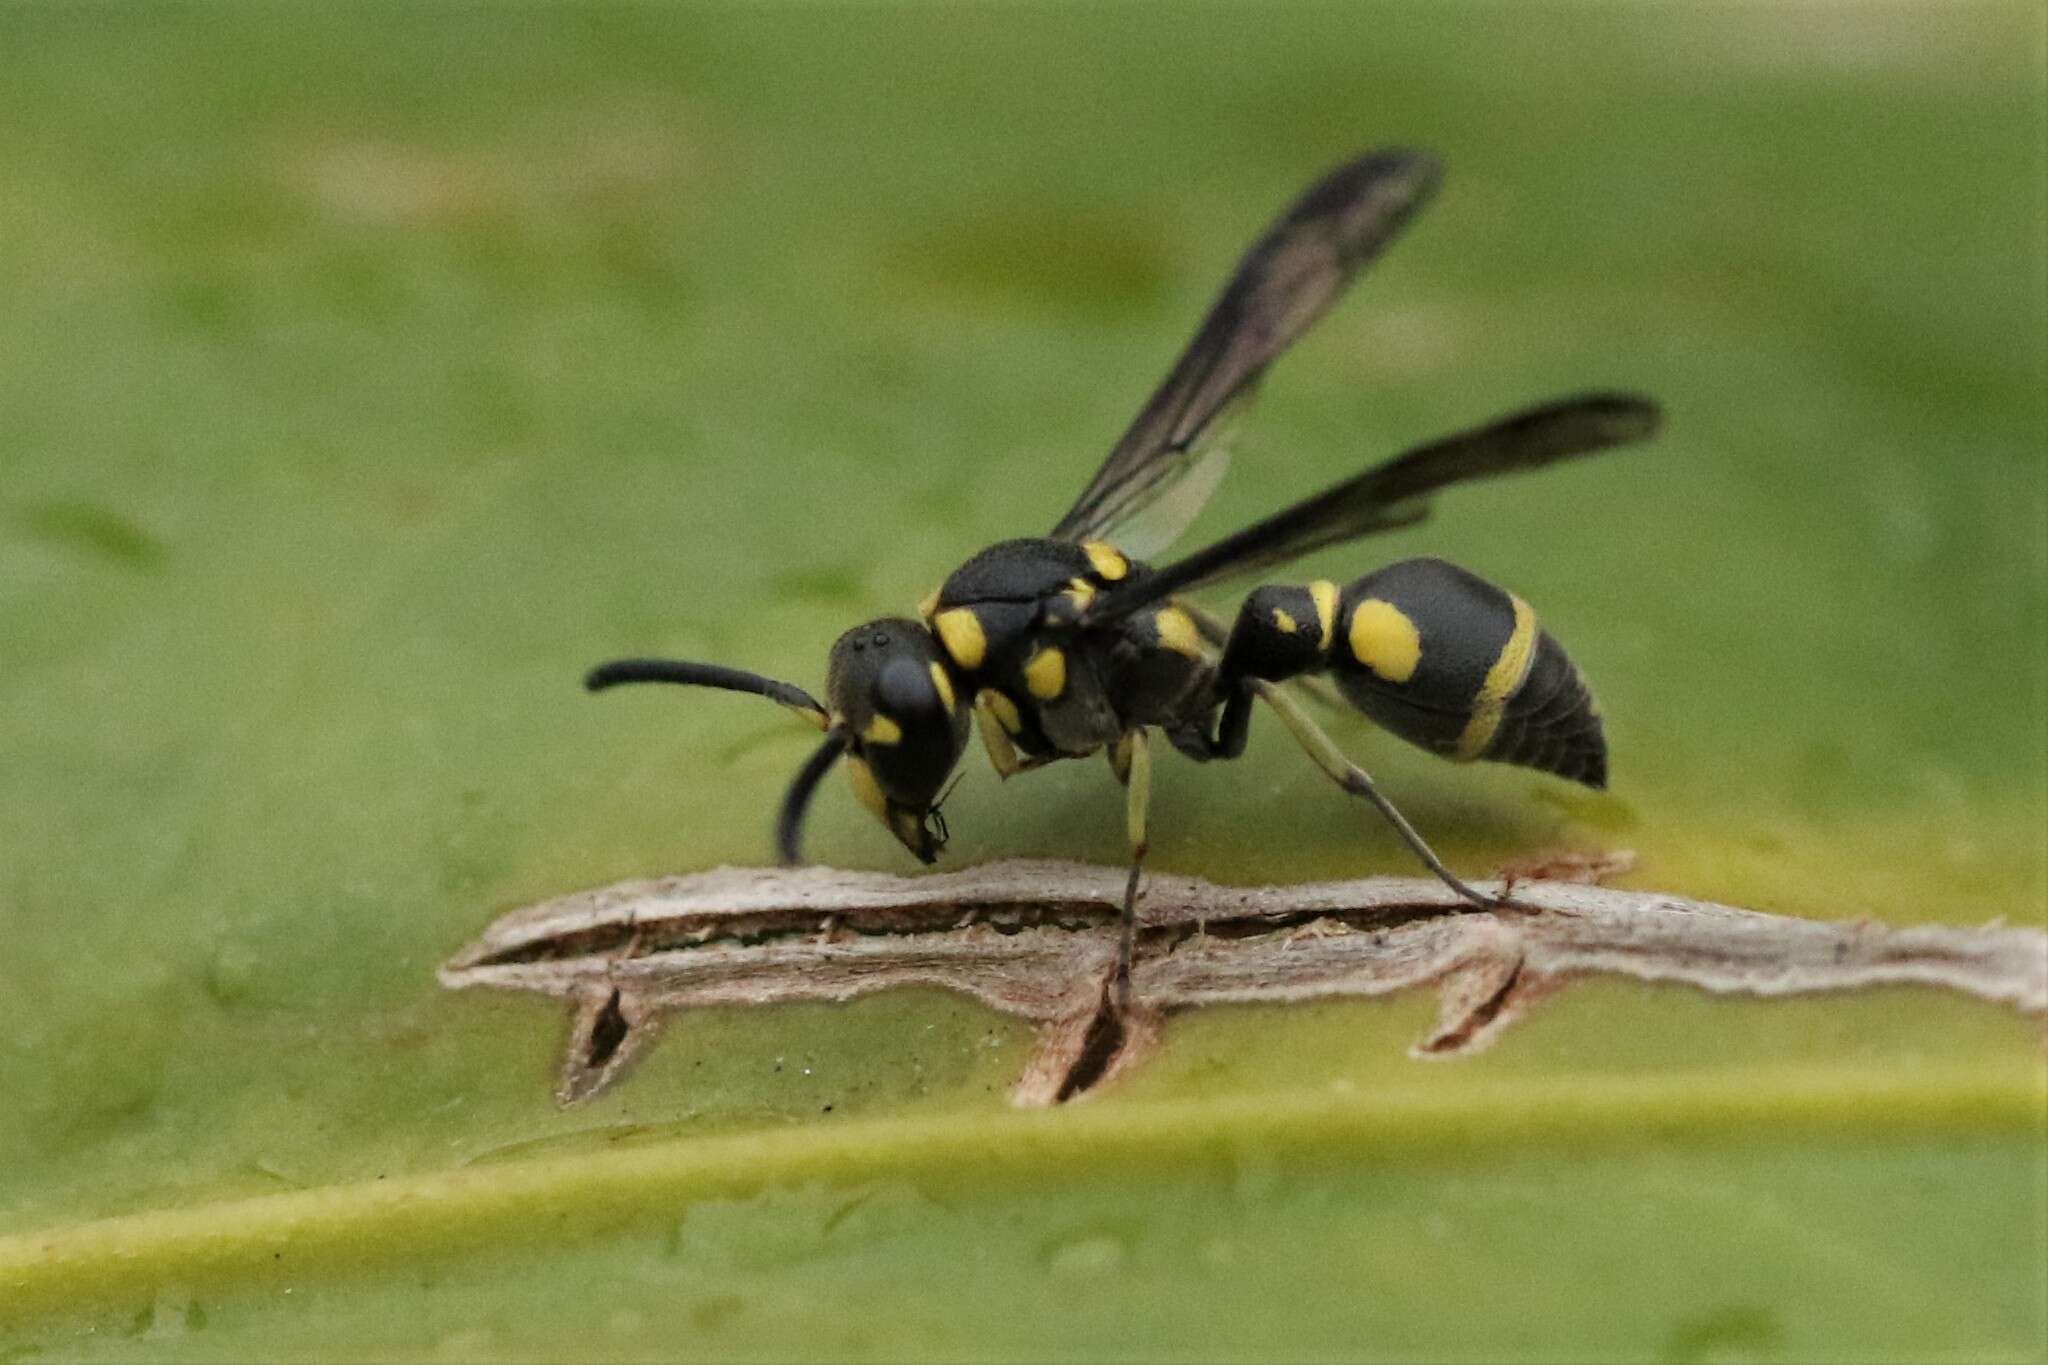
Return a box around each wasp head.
[806,617,971,862]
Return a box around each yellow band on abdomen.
[1452,594,1536,761]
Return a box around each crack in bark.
[1418,954,1526,1056]
[1056,987,1129,1104]
[439,859,2048,1108]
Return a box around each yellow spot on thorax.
[1453,594,1538,761]
[845,755,888,817]
[1349,598,1422,684]
[1154,605,1203,657]
[1271,608,1299,634]
[1309,580,1340,650]
[917,588,941,620]
[862,714,903,746]
[933,607,987,670]
[1024,645,1067,700]
[927,661,956,711]
[1064,577,1097,612]
[1082,541,1128,581]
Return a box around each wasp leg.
[1181,599,1347,713]
[1248,680,1500,908]
[974,691,1057,780]
[1213,686,1254,758]
[1105,737,1132,784]
[1112,727,1152,1012]
[1165,682,1254,763]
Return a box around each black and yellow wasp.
[589,149,1660,989]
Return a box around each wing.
[1049,148,1444,553]
[1086,393,1664,621]
[1090,437,1232,563]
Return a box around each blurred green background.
[1,3,2043,1359]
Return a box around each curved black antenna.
[585,658,827,726]
[776,729,850,866]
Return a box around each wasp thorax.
[1218,583,1335,689]
[824,618,971,861]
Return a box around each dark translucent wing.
[1050,148,1444,549]
[1089,435,1234,563]
[1087,393,1663,621]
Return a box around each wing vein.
[1050,148,1444,553]
[1087,393,1665,621]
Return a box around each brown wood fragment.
[439,860,2048,1108]
[1494,846,1637,888]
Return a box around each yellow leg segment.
[1114,728,1152,1010]
[975,691,1025,778]
[975,690,1063,781]
[1249,680,1499,908]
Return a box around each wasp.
[588,149,1661,998]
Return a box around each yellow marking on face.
[1082,541,1129,581]
[844,755,888,817]
[1271,608,1298,635]
[975,694,1024,777]
[1309,580,1340,650]
[791,705,830,731]
[1154,605,1204,658]
[1453,594,1538,761]
[889,806,926,851]
[933,607,987,670]
[917,588,941,620]
[862,713,903,746]
[1064,577,1097,611]
[1024,645,1067,700]
[982,688,1023,735]
[927,661,956,711]
[1348,598,1422,685]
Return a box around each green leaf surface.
[2,3,2043,1359]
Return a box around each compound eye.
[875,655,940,723]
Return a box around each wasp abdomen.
[1480,630,1606,787]
[1327,557,1607,789]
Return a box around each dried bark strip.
[439,859,2048,1107]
